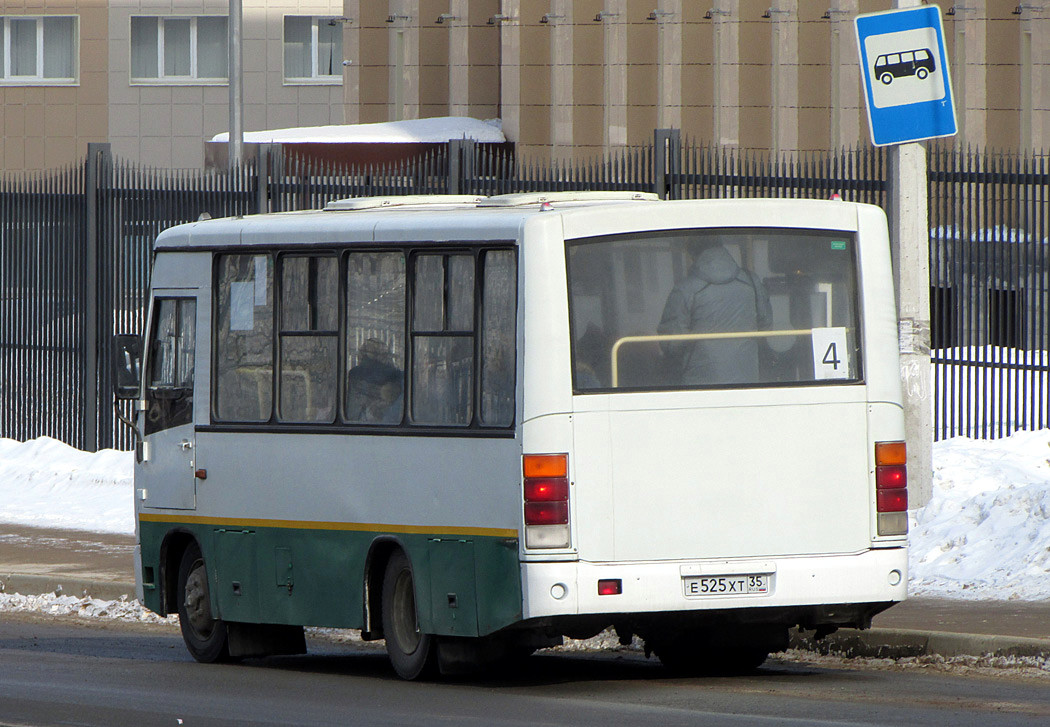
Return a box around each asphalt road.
[1,617,1049,727]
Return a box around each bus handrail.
[610,329,817,387]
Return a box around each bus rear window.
[566,228,862,392]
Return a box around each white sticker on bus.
[811,327,849,380]
[230,281,255,331]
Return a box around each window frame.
[144,296,196,436]
[129,14,229,86]
[564,227,865,394]
[407,249,479,427]
[207,243,518,437]
[0,15,79,86]
[276,252,340,424]
[282,15,343,86]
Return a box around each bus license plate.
[683,574,770,597]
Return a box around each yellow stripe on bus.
[138,513,518,539]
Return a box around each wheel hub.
[184,563,214,637]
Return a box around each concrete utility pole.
[888,0,932,508]
[228,0,244,169]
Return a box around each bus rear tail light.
[523,454,570,548]
[875,441,908,536]
[524,501,568,525]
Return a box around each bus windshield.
[566,228,862,392]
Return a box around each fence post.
[255,144,270,214]
[463,139,476,194]
[447,138,477,195]
[448,139,463,195]
[653,128,681,199]
[84,142,112,452]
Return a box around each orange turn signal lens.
[875,441,907,466]
[523,453,568,479]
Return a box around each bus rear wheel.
[382,550,437,680]
[177,542,231,663]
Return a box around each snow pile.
[0,592,175,624]
[909,429,1050,600]
[211,117,505,144]
[0,437,133,535]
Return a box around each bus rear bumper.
[521,548,907,622]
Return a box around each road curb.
[791,627,1050,660]
[0,574,136,603]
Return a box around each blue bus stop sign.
[855,6,957,146]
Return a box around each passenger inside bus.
[347,338,403,423]
[657,239,772,386]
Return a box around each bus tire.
[917,67,929,80]
[177,542,232,663]
[382,550,437,680]
[880,72,893,85]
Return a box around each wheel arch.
[158,528,202,617]
[362,535,411,639]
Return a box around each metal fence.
[1,136,1047,450]
[928,147,1049,439]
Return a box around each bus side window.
[411,253,475,425]
[346,252,406,424]
[145,297,195,436]
[279,255,338,423]
[214,254,274,422]
[480,249,516,426]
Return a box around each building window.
[0,16,78,85]
[131,16,228,84]
[283,16,342,83]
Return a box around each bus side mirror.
[113,334,143,400]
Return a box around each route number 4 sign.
[811,327,850,380]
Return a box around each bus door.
[140,290,199,510]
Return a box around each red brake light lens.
[524,501,569,525]
[876,464,907,489]
[597,579,622,596]
[524,477,569,502]
[877,488,908,512]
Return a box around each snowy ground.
[1,430,1050,605]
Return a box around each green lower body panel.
[137,519,523,638]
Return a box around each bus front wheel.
[382,550,438,680]
[880,72,893,85]
[177,542,232,663]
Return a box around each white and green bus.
[119,192,909,679]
